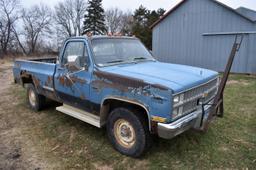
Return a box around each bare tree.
[54,0,87,38]
[22,4,52,54]
[11,25,27,55]
[105,9,134,35]
[120,11,134,35]
[0,0,20,57]
[105,8,123,34]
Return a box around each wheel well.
[20,72,34,87]
[100,98,151,130]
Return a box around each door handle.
[57,68,64,71]
[92,86,99,90]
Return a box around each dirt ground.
[0,62,57,170]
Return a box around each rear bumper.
[157,104,212,139]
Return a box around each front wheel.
[106,108,152,157]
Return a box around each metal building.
[151,0,256,74]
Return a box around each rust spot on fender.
[151,84,169,91]
[32,76,41,88]
[45,76,53,87]
[94,71,146,89]
[93,71,170,93]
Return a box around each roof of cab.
[67,35,137,41]
[90,35,137,40]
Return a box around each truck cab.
[13,36,220,157]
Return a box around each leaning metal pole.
[203,34,244,131]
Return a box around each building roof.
[236,7,256,22]
[150,0,256,29]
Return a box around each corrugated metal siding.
[152,0,256,74]
[247,34,256,73]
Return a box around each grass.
[5,74,256,169]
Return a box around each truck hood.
[99,61,219,93]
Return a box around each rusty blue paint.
[13,36,218,125]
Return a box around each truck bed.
[13,57,58,101]
[22,57,57,63]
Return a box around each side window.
[62,41,89,69]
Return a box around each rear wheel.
[26,84,45,111]
[106,107,152,157]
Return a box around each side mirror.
[67,55,78,63]
[66,55,82,71]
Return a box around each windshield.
[91,38,155,66]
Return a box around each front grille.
[174,78,218,117]
[183,78,218,102]
[182,100,198,115]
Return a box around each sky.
[21,0,256,12]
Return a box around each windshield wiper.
[107,59,124,64]
[133,57,148,61]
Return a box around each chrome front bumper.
[157,104,212,139]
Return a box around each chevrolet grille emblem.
[203,92,209,98]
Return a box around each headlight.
[173,93,184,105]
[173,96,180,103]
[172,93,184,119]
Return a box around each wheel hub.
[29,89,36,107]
[120,125,131,137]
[114,119,136,148]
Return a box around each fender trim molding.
[101,96,152,131]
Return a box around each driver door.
[54,40,91,110]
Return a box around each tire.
[26,84,45,111]
[106,107,152,157]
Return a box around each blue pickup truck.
[13,36,220,157]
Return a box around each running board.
[56,104,101,128]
